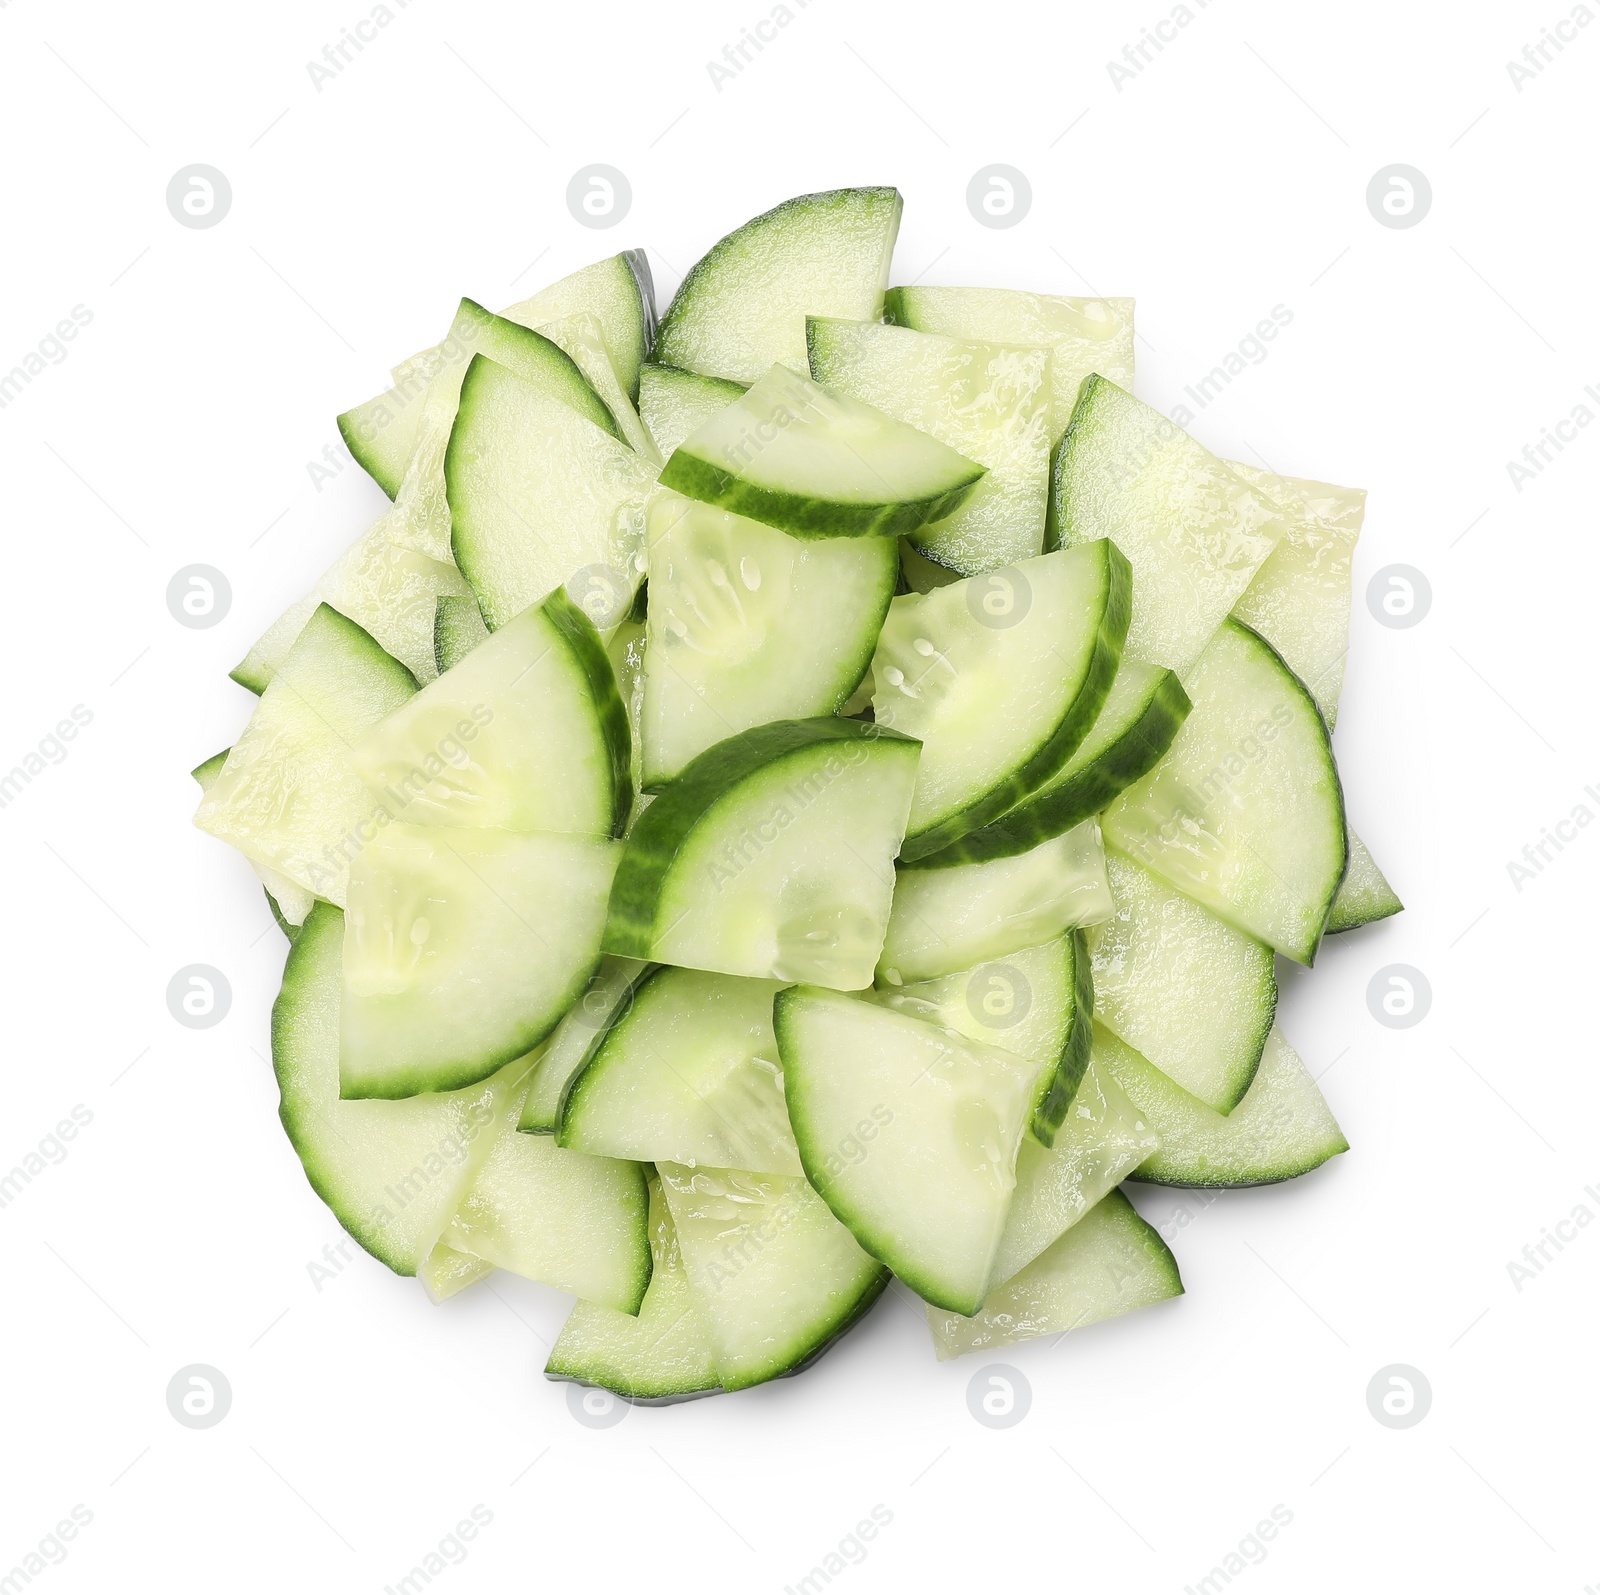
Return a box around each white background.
[1,0,1594,1589]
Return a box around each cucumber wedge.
[1048,376,1285,672]
[1327,827,1404,932]
[560,966,800,1176]
[1228,466,1366,728]
[927,1187,1182,1360]
[505,249,656,403]
[340,825,621,1100]
[196,605,418,908]
[352,587,629,837]
[873,931,1092,1147]
[418,1240,493,1304]
[271,904,528,1274]
[878,822,1113,987]
[1087,850,1276,1113]
[545,1172,720,1403]
[873,543,1130,858]
[659,364,986,540]
[447,354,658,629]
[657,1161,888,1391]
[1101,619,1347,966]
[776,987,1043,1314]
[884,287,1136,439]
[446,1113,650,1313]
[539,310,661,461]
[604,718,919,990]
[192,749,315,927]
[640,490,897,787]
[652,187,901,385]
[806,317,1053,576]
[433,593,489,675]
[518,957,651,1133]
[638,362,745,459]
[1099,1025,1348,1188]
[911,657,1190,868]
[338,344,445,498]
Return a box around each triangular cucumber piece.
[607,613,650,825]
[1048,376,1286,672]
[447,354,659,630]
[884,286,1136,439]
[1228,464,1366,728]
[539,311,660,461]
[1098,1024,1348,1187]
[545,1172,721,1403]
[192,748,315,927]
[1087,850,1277,1113]
[352,587,630,837]
[1327,826,1404,932]
[640,489,896,787]
[657,1161,887,1391]
[446,1104,650,1314]
[197,605,418,908]
[518,957,651,1133]
[914,657,1190,868]
[652,187,901,385]
[271,904,528,1274]
[873,931,1092,1147]
[872,543,1130,858]
[340,824,621,1099]
[878,822,1113,987]
[418,1240,494,1304]
[806,316,1053,576]
[775,987,1043,1315]
[659,364,986,540]
[638,362,745,459]
[927,1188,1182,1360]
[504,249,655,403]
[605,717,919,990]
[338,342,447,498]
[992,1061,1159,1286]
[432,593,490,675]
[559,967,800,1176]
[1101,618,1347,965]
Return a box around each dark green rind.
[908,670,1191,869]
[542,1369,724,1407]
[626,579,649,626]
[266,888,301,944]
[657,445,985,542]
[459,297,621,442]
[1326,833,1405,933]
[618,251,658,402]
[1128,1142,1348,1191]
[553,964,672,1139]
[722,1264,890,1394]
[190,749,229,787]
[1029,930,1094,1146]
[230,659,270,695]
[880,287,914,327]
[337,410,406,499]
[432,594,489,676]
[897,541,1132,862]
[1328,897,1404,934]
[604,718,920,960]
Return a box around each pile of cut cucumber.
[195,187,1401,1400]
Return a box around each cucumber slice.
[900,540,963,594]
[992,1060,1158,1286]
[604,718,919,990]
[926,1187,1181,1360]
[539,311,661,461]
[637,362,745,459]
[545,1172,720,1403]
[505,249,655,403]
[878,822,1113,987]
[607,612,650,823]
[271,904,527,1274]
[640,490,896,787]
[1087,850,1276,1113]
[351,587,629,838]
[1101,619,1347,966]
[338,347,441,498]
[657,1161,887,1391]
[659,364,986,540]
[1327,827,1403,932]
[560,967,800,1176]
[873,932,1092,1147]
[652,187,901,385]
[776,987,1043,1314]
[447,354,658,630]
[910,657,1190,868]
[192,749,316,927]
[418,1240,493,1304]
[1228,466,1366,728]
[340,825,621,1099]
[872,544,1129,858]
[883,287,1136,439]
[1099,1025,1348,1187]
[1048,376,1285,672]
[806,317,1052,576]
[518,957,651,1133]
[446,1110,650,1313]
[432,593,489,675]
[196,605,418,908]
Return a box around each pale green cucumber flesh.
[418,1240,494,1304]
[1327,826,1404,932]
[538,310,660,460]
[519,957,651,1133]
[339,354,437,499]
[504,249,656,403]
[637,362,746,459]
[193,748,317,928]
